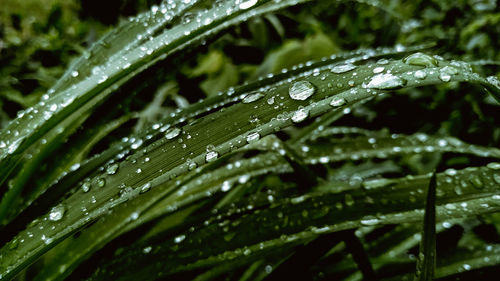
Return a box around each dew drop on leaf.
[365,74,406,89]
[206,151,219,162]
[174,234,186,243]
[97,178,106,187]
[372,66,385,73]
[291,108,309,123]
[81,182,91,193]
[246,132,260,143]
[360,215,380,226]
[289,81,316,100]
[438,66,458,82]
[242,92,264,104]
[239,0,258,10]
[106,163,119,175]
[330,97,346,107]
[487,162,500,170]
[49,205,66,221]
[403,52,438,67]
[414,70,427,80]
[165,127,181,140]
[330,63,357,74]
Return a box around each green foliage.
[1,0,500,280]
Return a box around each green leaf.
[415,172,437,281]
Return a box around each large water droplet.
[365,73,406,89]
[403,52,438,67]
[49,205,66,221]
[331,64,357,74]
[289,81,315,100]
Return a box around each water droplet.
[174,234,186,243]
[267,97,275,105]
[372,66,385,73]
[486,76,500,90]
[97,178,106,187]
[221,181,231,192]
[246,132,260,143]
[439,66,458,82]
[242,92,264,103]
[330,97,346,107]
[331,64,357,74]
[49,205,65,221]
[487,162,500,170]
[445,168,457,176]
[289,81,316,100]
[239,0,258,10]
[107,163,119,175]
[291,108,309,123]
[71,71,79,77]
[81,182,91,193]
[360,216,380,226]
[143,246,152,254]
[403,52,438,67]
[165,127,181,140]
[365,73,406,89]
[414,70,427,80]
[206,151,219,162]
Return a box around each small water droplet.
[372,66,385,73]
[206,151,219,162]
[165,127,181,140]
[81,182,91,193]
[403,52,438,67]
[107,163,119,175]
[246,132,260,143]
[49,205,65,221]
[239,0,258,10]
[174,234,186,243]
[330,97,346,107]
[438,66,458,82]
[365,73,406,89]
[71,71,79,77]
[143,246,152,254]
[360,216,380,226]
[414,70,427,80]
[242,92,264,103]
[487,162,500,170]
[291,108,309,123]
[221,181,231,192]
[289,81,316,100]
[97,178,106,187]
[331,63,357,74]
